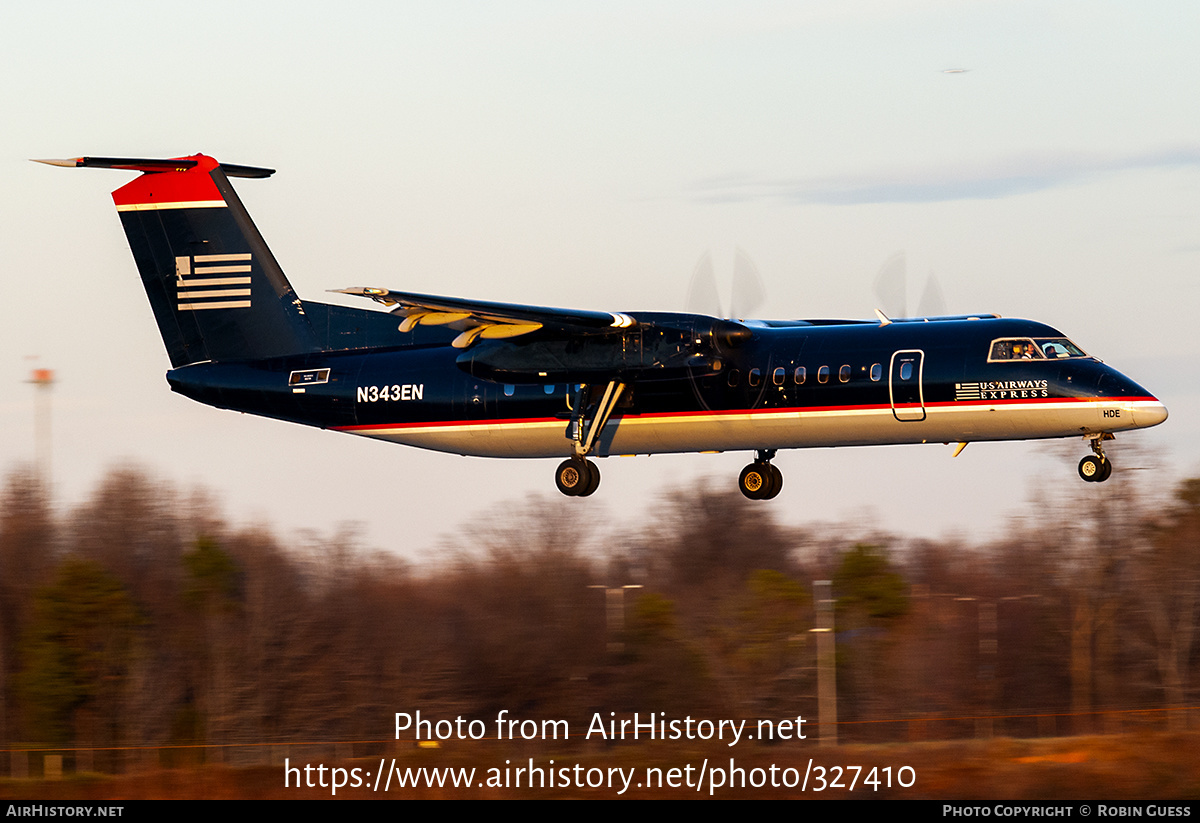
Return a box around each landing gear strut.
[739,449,783,500]
[1078,433,1114,483]
[555,380,626,497]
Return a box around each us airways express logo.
[955,380,1050,401]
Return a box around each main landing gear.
[1078,433,1114,483]
[556,457,600,497]
[739,449,783,500]
[555,380,626,497]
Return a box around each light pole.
[589,585,643,652]
[812,579,838,746]
[27,367,55,491]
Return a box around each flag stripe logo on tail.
[176,254,252,311]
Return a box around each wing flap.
[333,286,634,347]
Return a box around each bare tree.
[1133,479,1200,729]
[0,468,55,767]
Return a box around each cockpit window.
[989,337,1088,362]
[989,338,1044,361]
[1035,338,1087,358]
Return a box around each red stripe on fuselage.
[331,394,1159,434]
[111,154,223,208]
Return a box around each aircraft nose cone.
[1133,401,1168,428]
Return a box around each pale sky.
[2,1,1197,559]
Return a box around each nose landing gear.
[1078,433,1114,483]
[739,449,783,500]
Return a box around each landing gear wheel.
[579,459,601,497]
[766,464,783,500]
[1078,455,1106,482]
[738,464,768,499]
[739,463,779,500]
[556,458,595,496]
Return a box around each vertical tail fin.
[51,154,321,366]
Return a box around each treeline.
[0,462,1197,770]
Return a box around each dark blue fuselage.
[167,312,1163,459]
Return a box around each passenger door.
[889,350,925,422]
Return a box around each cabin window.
[748,368,761,387]
[794,367,806,385]
[727,369,741,387]
[818,365,829,384]
[900,362,914,380]
[504,384,515,396]
[870,363,882,381]
[839,365,851,383]
[773,367,786,386]
[544,384,556,394]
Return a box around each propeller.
[686,248,949,325]
[686,247,766,320]
[872,250,947,319]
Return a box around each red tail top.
[112,154,224,211]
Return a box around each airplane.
[39,153,1168,499]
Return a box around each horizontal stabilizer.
[32,156,275,178]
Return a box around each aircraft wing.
[332,287,635,349]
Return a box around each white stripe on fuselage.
[337,398,1162,459]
